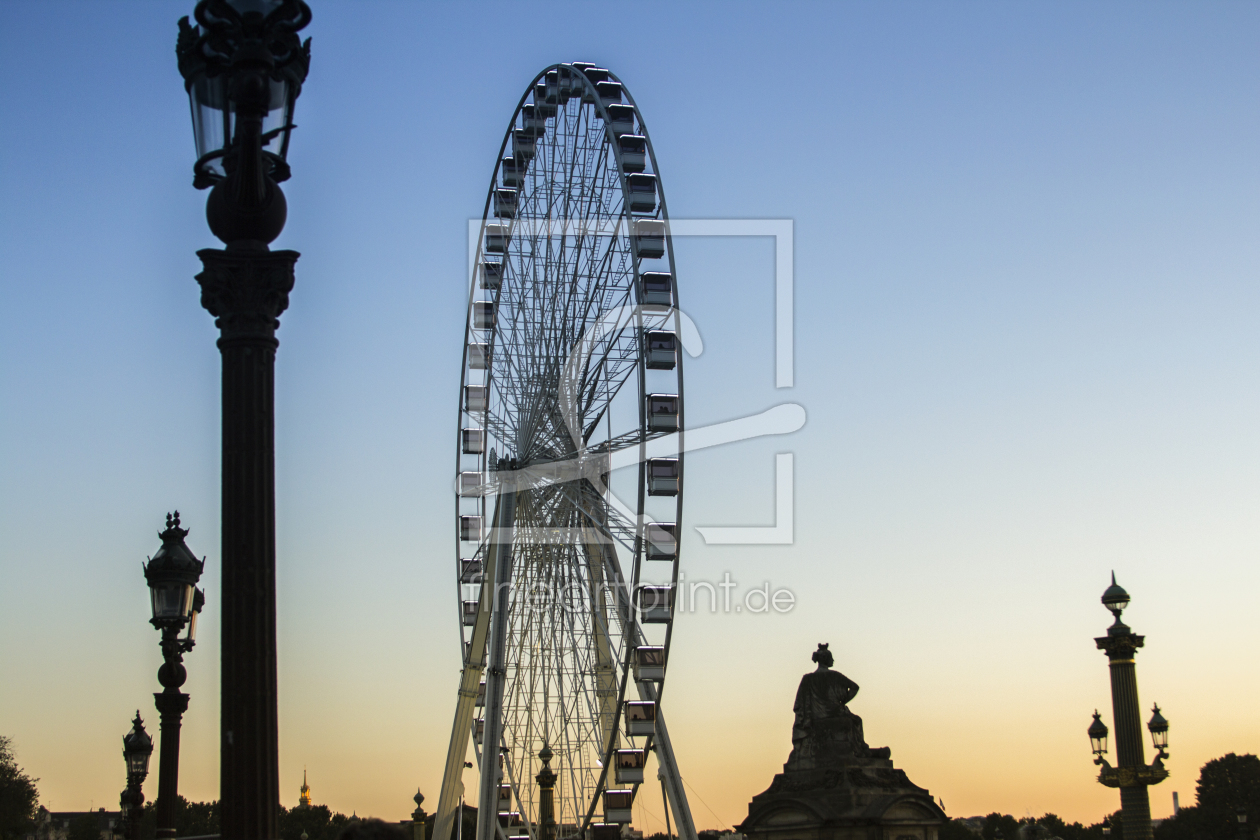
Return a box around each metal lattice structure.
[435,63,695,840]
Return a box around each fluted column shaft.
[198,246,298,840]
[536,769,556,840]
[1098,624,1151,840]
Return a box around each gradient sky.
[2,0,1258,832]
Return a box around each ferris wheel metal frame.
[434,63,696,840]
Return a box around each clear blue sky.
[1,0,1257,829]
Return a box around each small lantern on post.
[120,712,154,840]
[143,512,206,840]
[1147,704,1169,758]
[176,0,311,243]
[1089,710,1110,762]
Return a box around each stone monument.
[738,644,946,840]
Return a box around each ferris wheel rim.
[451,61,688,836]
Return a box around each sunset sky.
[1,0,1258,832]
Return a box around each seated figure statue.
[785,644,889,771]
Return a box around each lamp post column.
[154,630,192,839]
[1092,575,1167,840]
[197,244,297,840]
[1097,624,1151,840]
[536,747,557,840]
[176,3,311,837]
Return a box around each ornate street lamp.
[174,3,311,839]
[1090,574,1169,840]
[1088,710,1109,760]
[1238,808,1249,840]
[144,512,206,840]
[1147,704,1169,758]
[120,712,154,840]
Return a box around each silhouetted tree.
[1153,805,1201,840]
[982,813,1021,840]
[1195,753,1260,839]
[939,818,980,840]
[279,804,353,840]
[1038,813,1093,840]
[0,737,40,840]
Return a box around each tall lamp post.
[120,712,154,840]
[1088,574,1169,840]
[144,512,206,839]
[174,3,311,839]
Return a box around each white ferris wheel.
[434,63,697,840]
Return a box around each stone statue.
[738,644,944,840]
[786,644,888,771]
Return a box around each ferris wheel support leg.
[476,489,518,840]
[436,491,516,840]
[580,482,696,840]
[639,685,697,840]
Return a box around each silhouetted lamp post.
[174,3,311,839]
[1239,808,1249,840]
[120,712,154,840]
[144,512,206,839]
[1089,574,1169,840]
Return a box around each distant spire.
[299,767,311,808]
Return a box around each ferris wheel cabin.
[627,173,657,214]
[480,261,503,290]
[633,646,665,681]
[468,343,490,369]
[645,522,678,561]
[624,700,657,736]
[646,393,679,430]
[484,224,509,254]
[618,134,646,173]
[636,584,674,623]
[638,271,672,306]
[462,428,484,454]
[607,105,635,139]
[597,81,623,106]
[473,301,495,330]
[633,219,666,259]
[602,791,633,824]
[647,457,679,495]
[458,472,481,496]
[645,330,677,369]
[614,749,646,784]
[493,188,517,219]
[460,515,482,542]
[521,104,546,135]
[464,385,487,412]
[512,129,536,162]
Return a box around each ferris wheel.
[434,64,696,840]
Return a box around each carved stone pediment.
[763,808,816,827]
